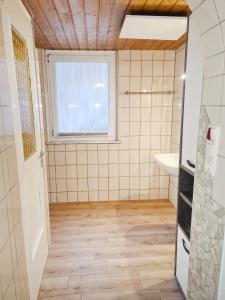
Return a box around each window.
[46,51,116,142]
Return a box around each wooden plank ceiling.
[22,0,190,50]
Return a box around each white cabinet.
[181,14,204,172]
[176,226,190,297]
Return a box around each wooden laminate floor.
[39,200,184,300]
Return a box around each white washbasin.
[154,153,179,176]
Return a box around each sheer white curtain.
[55,61,109,134]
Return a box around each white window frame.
[46,50,116,142]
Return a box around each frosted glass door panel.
[12,27,36,160]
[55,62,109,134]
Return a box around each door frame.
[1,0,50,298]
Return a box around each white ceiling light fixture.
[120,15,187,40]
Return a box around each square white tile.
[55,151,66,166]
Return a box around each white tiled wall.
[169,45,186,207]
[0,61,29,299]
[186,0,225,298]
[43,50,177,203]
[199,1,225,211]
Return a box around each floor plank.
[38,200,184,300]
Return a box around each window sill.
[46,140,121,145]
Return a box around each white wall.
[39,50,179,203]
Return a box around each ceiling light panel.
[120,15,187,40]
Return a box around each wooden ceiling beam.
[142,0,164,13]
[140,39,157,50]
[97,0,115,49]
[85,0,99,50]
[131,39,147,50]
[69,0,88,49]
[157,40,174,50]
[33,21,52,49]
[115,38,127,50]
[23,0,61,49]
[38,0,70,49]
[169,0,191,14]
[149,40,165,49]
[123,39,136,49]
[106,0,131,50]
[129,0,148,12]
[53,0,79,49]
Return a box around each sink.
[154,153,179,176]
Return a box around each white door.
[2,1,49,299]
